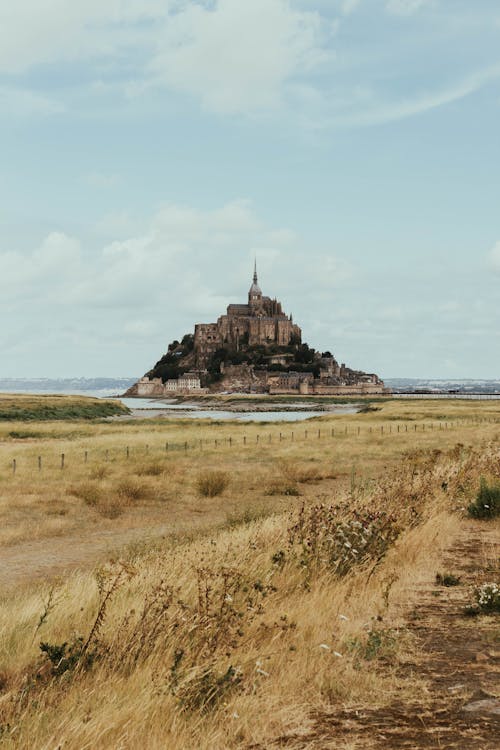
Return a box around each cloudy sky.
[1,0,499,379]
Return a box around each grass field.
[0,396,498,748]
[0,393,129,422]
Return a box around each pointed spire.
[253,257,258,284]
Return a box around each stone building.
[194,262,301,366]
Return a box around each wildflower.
[232,712,240,719]
[225,594,233,603]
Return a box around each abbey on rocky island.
[193,262,301,367]
[130,263,387,396]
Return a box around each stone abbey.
[193,262,301,367]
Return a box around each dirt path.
[0,524,173,592]
[261,522,500,749]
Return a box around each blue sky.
[1,0,499,379]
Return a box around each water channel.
[118,398,359,422]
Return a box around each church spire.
[248,257,262,303]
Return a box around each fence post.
[244,436,246,445]
[357,427,360,436]
[146,444,149,454]
[126,446,130,459]
[38,456,42,472]
[291,431,294,441]
[257,434,259,443]
[318,429,321,438]
[229,437,232,447]
[84,450,88,463]
[184,442,188,452]
[105,450,109,462]
[12,459,16,475]
[166,442,169,451]
[305,430,308,439]
[61,453,65,470]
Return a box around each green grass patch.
[0,394,129,422]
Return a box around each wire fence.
[5,417,499,476]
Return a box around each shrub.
[135,462,165,477]
[71,482,102,507]
[347,628,398,662]
[287,503,400,577]
[475,582,500,613]
[39,637,88,676]
[468,478,500,519]
[89,465,111,480]
[265,481,301,497]
[196,471,229,497]
[435,573,461,587]
[116,479,148,502]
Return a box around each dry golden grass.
[0,398,498,748]
[0,397,498,550]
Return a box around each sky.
[1,0,499,380]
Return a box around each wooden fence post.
[61,453,65,470]
[12,459,16,475]
[38,456,42,472]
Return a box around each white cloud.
[341,0,361,15]
[0,86,65,116]
[489,241,500,272]
[317,64,500,127]
[0,0,166,73]
[148,0,332,114]
[0,232,81,299]
[0,200,349,323]
[385,0,432,16]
